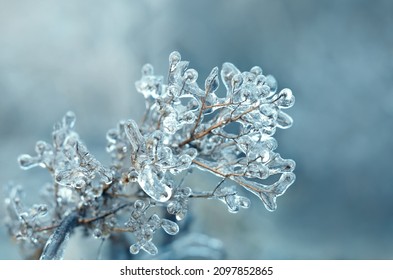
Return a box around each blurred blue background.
[1,0,393,259]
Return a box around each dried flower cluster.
[4,51,295,259]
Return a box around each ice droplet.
[129,244,140,254]
[276,88,295,108]
[176,209,187,221]
[18,154,39,170]
[161,219,179,235]
[93,228,103,239]
[134,200,145,210]
[63,111,76,129]
[237,196,251,209]
[162,113,178,134]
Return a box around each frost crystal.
[5,51,295,259]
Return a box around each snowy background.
[1,0,393,259]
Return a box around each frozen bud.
[275,88,295,109]
[265,75,277,94]
[178,154,192,170]
[183,148,197,160]
[135,75,163,99]
[93,228,103,239]
[134,200,145,210]
[179,187,192,197]
[141,63,154,76]
[99,168,113,184]
[255,74,266,86]
[184,69,198,83]
[259,84,271,97]
[250,66,263,76]
[124,119,145,152]
[167,85,181,97]
[32,204,48,217]
[180,111,196,124]
[127,168,139,182]
[169,51,181,71]
[35,141,51,155]
[74,178,87,189]
[106,128,118,143]
[167,201,180,215]
[63,111,76,129]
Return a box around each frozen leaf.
[258,172,296,211]
[138,166,172,202]
[205,66,219,92]
[124,119,145,153]
[276,111,293,129]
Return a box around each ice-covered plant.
[4,51,296,259]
